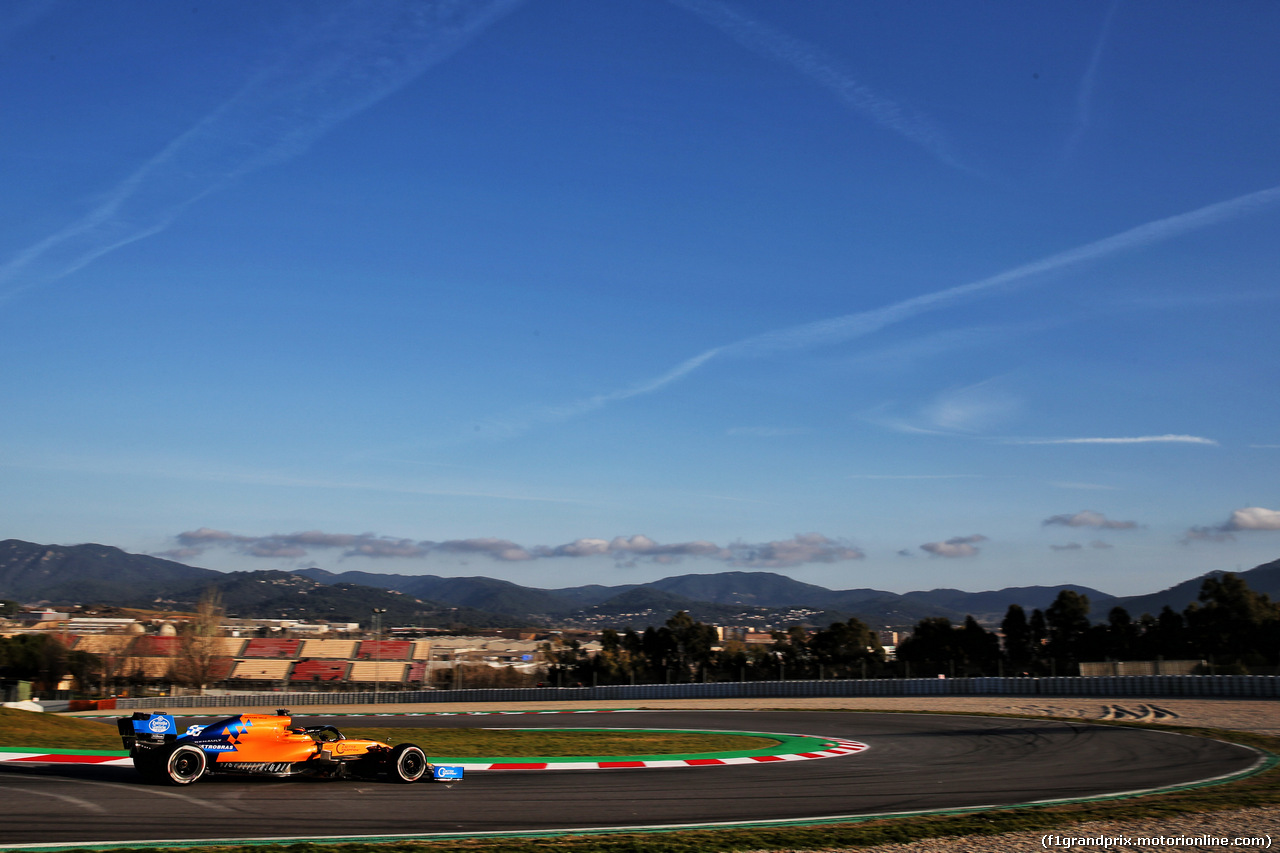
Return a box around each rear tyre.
[388,743,428,783]
[162,745,207,785]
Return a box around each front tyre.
[162,745,207,785]
[388,744,428,783]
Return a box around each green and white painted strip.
[0,728,867,771]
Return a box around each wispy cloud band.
[0,0,524,305]
[167,528,865,569]
[508,184,1280,439]
[1010,435,1218,446]
[667,0,962,170]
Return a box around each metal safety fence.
[109,674,1280,711]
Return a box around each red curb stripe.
[684,758,725,765]
[598,761,646,768]
[489,763,548,770]
[750,755,785,762]
[15,754,121,764]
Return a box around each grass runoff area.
[0,709,775,756]
[2,708,1278,853]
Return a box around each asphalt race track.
[0,710,1262,847]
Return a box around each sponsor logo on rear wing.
[118,712,177,749]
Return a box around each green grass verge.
[339,727,779,758]
[0,710,779,758]
[4,709,1277,853]
[0,707,122,750]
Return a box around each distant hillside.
[645,571,833,607]
[900,585,1118,622]
[0,539,220,606]
[0,540,522,629]
[293,569,578,616]
[7,536,1277,632]
[1114,557,1280,617]
[200,571,520,629]
[294,567,1118,628]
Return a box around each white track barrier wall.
[109,675,1280,710]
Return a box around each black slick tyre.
[162,745,207,785]
[388,743,428,783]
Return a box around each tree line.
[896,573,1280,676]
[6,573,1279,694]
[541,610,886,685]
[542,573,1280,683]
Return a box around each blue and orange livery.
[118,708,463,785]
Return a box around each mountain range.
[2,538,1277,630]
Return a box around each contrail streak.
[520,183,1280,431]
[0,0,524,305]
[1064,0,1119,160]
[667,0,966,171]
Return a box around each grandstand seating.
[129,636,180,657]
[205,657,236,681]
[60,631,535,688]
[123,657,176,679]
[290,660,350,682]
[347,661,408,683]
[73,635,136,655]
[229,660,294,681]
[355,640,412,660]
[241,638,302,658]
[212,637,247,656]
[298,639,357,659]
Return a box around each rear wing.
[117,712,177,750]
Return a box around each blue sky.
[2,0,1278,598]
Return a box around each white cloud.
[168,528,863,569]
[606,535,725,558]
[177,527,252,544]
[1010,435,1218,446]
[1227,507,1280,531]
[436,538,534,562]
[727,533,864,568]
[922,380,1021,434]
[921,535,987,558]
[1182,527,1235,545]
[545,538,612,558]
[1182,506,1280,544]
[1042,510,1138,530]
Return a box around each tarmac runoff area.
[54,696,1280,852]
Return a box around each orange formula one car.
[118,709,464,786]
